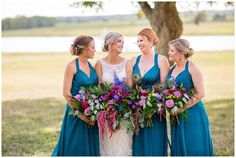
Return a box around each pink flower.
[139,99,146,107]
[163,90,170,96]
[166,99,175,108]
[141,89,148,96]
[84,107,91,116]
[108,100,114,105]
[173,91,182,98]
[74,94,83,101]
[82,101,89,109]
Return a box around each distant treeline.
[2,16,56,30]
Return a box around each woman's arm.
[185,61,205,109]
[125,60,133,87]
[171,61,205,115]
[63,61,76,109]
[94,60,103,84]
[158,55,170,84]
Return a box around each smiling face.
[168,44,181,62]
[85,40,96,59]
[109,36,124,53]
[137,35,153,53]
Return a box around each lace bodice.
[98,58,132,156]
[99,58,127,84]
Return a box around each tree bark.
[138,2,183,57]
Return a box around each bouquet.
[131,74,165,135]
[96,73,135,138]
[163,77,195,125]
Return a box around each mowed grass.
[2,20,234,36]
[2,98,234,156]
[2,51,234,156]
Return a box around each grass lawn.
[2,51,234,101]
[2,51,234,156]
[2,21,234,36]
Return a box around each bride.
[94,32,133,156]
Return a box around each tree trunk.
[138,2,183,58]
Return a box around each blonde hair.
[169,38,194,59]
[70,35,94,56]
[102,32,123,52]
[138,28,160,46]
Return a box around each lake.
[2,35,234,53]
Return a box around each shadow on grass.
[2,97,234,156]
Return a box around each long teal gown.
[166,60,214,156]
[132,53,168,156]
[52,58,100,156]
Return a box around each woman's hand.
[79,114,95,126]
[170,108,185,116]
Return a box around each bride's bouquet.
[96,74,136,138]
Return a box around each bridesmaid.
[131,28,170,156]
[52,35,100,156]
[167,38,214,156]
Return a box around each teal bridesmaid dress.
[132,53,168,156]
[166,61,214,156]
[52,58,100,156]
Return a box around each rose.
[84,107,91,116]
[173,91,182,98]
[166,99,175,108]
[82,101,89,109]
[163,90,170,96]
[141,89,148,96]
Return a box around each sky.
[2,0,234,19]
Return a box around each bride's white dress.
[98,58,132,156]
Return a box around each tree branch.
[138,2,153,21]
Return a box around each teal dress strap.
[75,58,79,73]
[135,55,141,66]
[185,60,189,72]
[154,53,158,67]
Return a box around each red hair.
[138,28,160,46]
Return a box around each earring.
[178,56,182,61]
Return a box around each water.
[2,35,234,53]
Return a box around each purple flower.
[84,107,91,116]
[102,93,110,101]
[74,94,83,101]
[163,90,170,96]
[112,94,121,101]
[131,105,137,110]
[108,105,113,109]
[173,91,182,98]
[165,99,175,108]
[182,88,187,93]
[153,93,162,100]
[127,100,133,106]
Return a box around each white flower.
[171,106,178,113]
[157,103,162,108]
